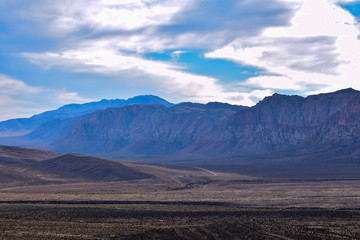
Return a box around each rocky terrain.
[0,145,359,239]
[1,203,359,240]
[191,88,360,157]
[0,88,360,168]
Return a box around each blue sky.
[0,0,360,120]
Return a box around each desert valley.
[2,0,360,238]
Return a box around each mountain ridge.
[0,95,174,134]
[0,88,359,166]
[25,102,244,154]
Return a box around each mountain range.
[0,95,174,134]
[0,89,360,168]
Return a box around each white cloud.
[206,0,360,94]
[10,0,360,111]
[335,0,360,3]
[11,0,295,51]
[17,0,188,37]
[0,74,43,95]
[22,46,268,106]
[7,0,298,108]
[62,0,182,31]
[242,75,304,91]
[15,0,298,107]
[56,89,93,104]
[0,74,92,121]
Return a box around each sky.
[0,0,360,121]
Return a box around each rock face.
[300,92,360,160]
[3,89,360,162]
[0,95,174,133]
[194,88,360,156]
[29,102,246,154]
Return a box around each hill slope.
[34,153,152,181]
[0,145,152,188]
[0,145,60,163]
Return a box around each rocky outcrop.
[197,88,360,156]
[31,102,245,154]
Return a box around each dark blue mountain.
[0,95,174,134]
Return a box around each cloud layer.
[1,0,360,120]
[207,0,360,94]
[12,0,295,106]
[0,75,92,121]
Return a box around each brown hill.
[0,145,152,188]
[34,153,152,181]
[0,145,60,166]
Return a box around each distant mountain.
[26,102,246,154]
[0,95,174,134]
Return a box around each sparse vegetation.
[0,202,359,239]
